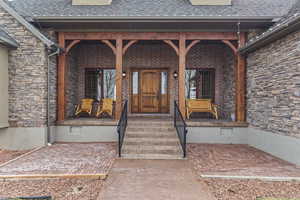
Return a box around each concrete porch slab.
[188,144,300,177]
[0,143,116,176]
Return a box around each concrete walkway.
[98,159,216,200]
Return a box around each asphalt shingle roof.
[0,26,18,48]
[240,0,300,53]
[6,0,297,19]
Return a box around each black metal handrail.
[117,100,128,157]
[174,101,188,158]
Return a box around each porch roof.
[6,0,296,21]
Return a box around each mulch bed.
[0,143,117,176]
[188,144,300,177]
[0,178,103,200]
[0,150,30,165]
[204,178,300,200]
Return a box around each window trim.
[84,68,115,101]
[186,68,216,102]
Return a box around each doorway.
[131,69,169,113]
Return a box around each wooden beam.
[66,40,80,53]
[123,40,138,55]
[236,33,247,122]
[115,36,123,120]
[163,40,179,55]
[222,40,237,54]
[101,40,117,55]
[58,32,66,122]
[178,33,186,118]
[64,32,238,41]
[185,40,200,55]
[186,32,238,40]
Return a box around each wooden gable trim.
[101,40,117,55]
[163,40,179,56]
[222,40,237,54]
[185,40,200,55]
[66,40,81,53]
[123,40,138,55]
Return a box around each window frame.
[84,68,115,101]
[186,68,216,102]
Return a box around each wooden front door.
[131,69,169,113]
[140,70,160,113]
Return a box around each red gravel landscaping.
[204,178,300,200]
[188,144,300,177]
[0,178,103,200]
[0,143,116,175]
[0,149,30,165]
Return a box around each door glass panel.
[132,71,139,94]
[161,71,168,94]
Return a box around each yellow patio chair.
[186,99,218,120]
[75,98,94,117]
[96,98,114,118]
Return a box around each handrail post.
[184,128,188,158]
[117,100,128,158]
[118,129,121,157]
[174,100,188,158]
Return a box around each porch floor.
[186,119,248,127]
[57,116,248,127]
[57,118,118,126]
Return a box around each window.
[185,69,215,101]
[85,68,116,101]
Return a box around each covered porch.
[57,32,246,124]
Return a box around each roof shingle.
[6,0,297,19]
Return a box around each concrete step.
[122,145,182,155]
[126,131,177,139]
[121,153,183,160]
[126,127,175,132]
[124,138,179,146]
[127,121,174,127]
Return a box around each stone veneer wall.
[0,6,48,127]
[247,30,300,138]
[68,42,235,118]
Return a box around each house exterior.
[0,0,299,164]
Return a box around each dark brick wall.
[247,30,300,138]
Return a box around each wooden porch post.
[236,33,246,122]
[178,33,186,118]
[58,32,66,121]
[115,36,123,120]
